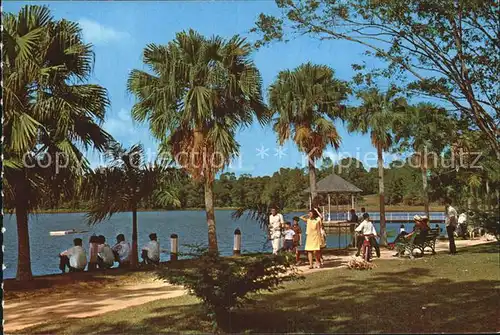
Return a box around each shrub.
[157,249,302,332]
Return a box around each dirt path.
[4,238,493,333]
[295,237,494,274]
[4,280,186,333]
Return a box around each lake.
[3,210,446,279]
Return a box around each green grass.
[16,242,500,334]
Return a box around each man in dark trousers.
[445,199,458,254]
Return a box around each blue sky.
[5,1,404,176]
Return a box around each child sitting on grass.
[283,222,296,252]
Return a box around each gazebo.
[303,173,363,222]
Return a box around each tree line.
[4,4,498,281]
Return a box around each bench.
[395,228,440,259]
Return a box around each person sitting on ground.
[292,216,302,264]
[355,213,381,258]
[112,234,131,268]
[97,235,115,269]
[141,233,160,265]
[282,222,295,252]
[88,235,99,271]
[59,238,87,273]
[348,209,358,223]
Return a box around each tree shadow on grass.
[223,269,499,334]
[17,243,500,334]
[457,241,499,254]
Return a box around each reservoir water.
[3,210,446,279]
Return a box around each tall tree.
[396,103,454,217]
[127,30,268,253]
[2,5,111,280]
[347,87,406,245]
[268,63,349,201]
[254,0,500,157]
[82,143,180,267]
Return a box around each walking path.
[3,238,493,333]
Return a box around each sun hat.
[420,215,429,221]
[413,215,422,221]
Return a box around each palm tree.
[397,103,453,218]
[82,143,180,267]
[127,30,268,253]
[268,63,349,201]
[347,87,406,246]
[2,5,112,281]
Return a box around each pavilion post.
[336,196,339,220]
[351,194,355,210]
[328,194,331,222]
[309,194,312,209]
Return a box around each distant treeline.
[30,157,475,212]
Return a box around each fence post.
[233,228,242,255]
[170,233,178,261]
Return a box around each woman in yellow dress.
[300,209,323,269]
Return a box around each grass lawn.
[16,242,500,334]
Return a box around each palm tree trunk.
[204,177,218,254]
[131,208,139,268]
[308,158,318,203]
[377,146,387,246]
[421,165,430,218]
[485,180,490,210]
[16,203,33,281]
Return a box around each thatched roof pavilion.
[303,173,362,221]
[303,173,363,195]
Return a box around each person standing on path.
[292,216,303,264]
[445,199,458,254]
[300,209,322,269]
[269,207,285,255]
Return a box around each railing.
[327,212,446,222]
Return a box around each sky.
[5,1,405,176]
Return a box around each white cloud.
[78,18,129,44]
[104,108,135,137]
[117,108,131,121]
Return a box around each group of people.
[58,232,161,273]
[269,200,461,265]
[269,207,327,269]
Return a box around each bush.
[156,249,302,332]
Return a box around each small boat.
[49,229,89,236]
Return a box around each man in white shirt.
[112,234,131,268]
[445,199,458,254]
[59,238,87,273]
[269,207,285,255]
[354,213,380,258]
[456,212,467,237]
[97,235,115,269]
[141,233,160,265]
